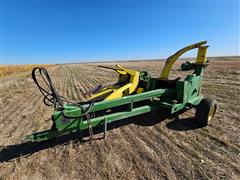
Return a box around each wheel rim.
[208,105,216,121]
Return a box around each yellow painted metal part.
[136,87,144,94]
[196,46,208,64]
[208,104,216,121]
[87,88,113,101]
[105,83,132,100]
[159,41,208,80]
[88,65,140,101]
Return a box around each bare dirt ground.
[0,56,239,179]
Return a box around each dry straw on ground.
[0,64,53,77]
[0,57,239,179]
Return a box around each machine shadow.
[0,109,198,163]
[166,117,203,131]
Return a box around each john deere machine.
[23,41,217,142]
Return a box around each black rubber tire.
[195,98,217,127]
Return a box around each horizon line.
[1,55,239,65]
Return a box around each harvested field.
[0,56,240,179]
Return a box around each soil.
[0,56,239,179]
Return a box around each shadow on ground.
[0,110,202,163]
[166,117,203,131]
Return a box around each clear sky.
[1,0,239,64]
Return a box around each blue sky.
[1,0,239,64]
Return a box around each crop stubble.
[0,57,239,179]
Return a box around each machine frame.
[23,41,217,142]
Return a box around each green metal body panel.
[23,71,205,142]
